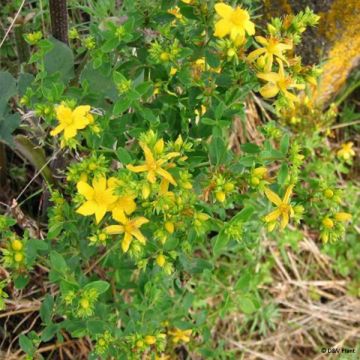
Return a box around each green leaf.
[14,275,29,289]
[116,147,132,164]
[278,163,289,185]
[41,324,58,342]
[17,72,34,96]
[235,272,252,292]
[201,117,217,126]
[87,320,106,334]
[0,113,20,145]
[208,136,227,165]
[239,296,257,314]
[231,206,254,223]
[238,155,256,167]
[213,232,228,257]
[44,38,74,82]
[113,97,132,115]
[83,280,110,294]
[280,133,290,155]
[19,334,34,354]
[0,71,17,107]
[50,251,68,274]
[205,49,220,68]
[101,37,119,52]
[214,101,226,120]
[40,294,54,325]
[135,81,153,97]
[80,62,118,101]
[240,143,261,154]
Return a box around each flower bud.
[215,191,226,203]
[324,189,334,199]
[11,239,23,251]
[14,252,24,263]
[224,182,235,192]
[322,218,334,229]
[335,212,352,222]
[144,335,156,345]
[165,221,174,234]
[160,52,170,62]
[80,298,90,309]
[156,254,166,267]
[251,176,260,186]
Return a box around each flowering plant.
[0,1,357,359]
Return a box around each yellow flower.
[144,335,156,345]
[11,239,23,251]
[322,218,334,229]
[181,0,193,3]
[50,104,93,140]
[76,177,117,224]
[263,185,294,230]
[168,6,183,20]
[127,141,180,185]
[215,191,226,203]
[248,36,292,72]
[14,252,24,263]
[168,328,192,343]
[156,254,166,267]
[214,3,255,41]
[170,67,178,76]
[257,62,305,104]
[105,211,149,253]
[107,177,137,219]
[335,212,352,222]
[337,142,355,160]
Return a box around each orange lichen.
[315,0,360,105]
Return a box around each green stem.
[334,80,360,107]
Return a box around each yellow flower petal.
[50,124,65,136]
[257,72,281,82]
[131,229,146,244]
[95,205,107,223]
[72,105,91,117]
[214,19,231,38]
[335,212,352,222]
[244,20,255,35]
[133,217,149,227]
[76,201,96,216]
[77,181,94,200]
[122,232,132,252]
[113,210,127,224]
[247,48,266,62]
[264,188,282,206]
[283,185,294,204]
[63,125,77,139]
[156,168,177,185]
[126,164,148,173]
[264,208,281,223]
[147,170,157,184]
[73,116,89,129]
[56,104,72,123]
[280,212,289,229]
[141,143,155,164]
[214,3,233,18]
[105,224,124,235]
[92,176,107,192]
[260,83,279,98]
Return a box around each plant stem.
[49,0,68,44]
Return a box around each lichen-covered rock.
[262,0,360,105]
